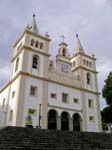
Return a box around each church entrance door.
[48,109,57,130]
[61,112,69,130]
[73,113,81,131]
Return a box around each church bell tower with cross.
[71,34,101,131]
[0,15,102,132]
[56,35,71,75]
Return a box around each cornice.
[72,66,98,74]
[71,52,96,60]
[56,57,71,65]
[48,104,82,112]
[13,31,25,48]
[0,72,21,93]
[11,45,51,62]
[13,29,51,48]
[0,71,100,95]
[23,45,51,57]
[25,29,51,42]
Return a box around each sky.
[0,0,112,109]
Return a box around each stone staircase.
[0,126,112,150]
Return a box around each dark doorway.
[73,113,81,131]
[61,112,69,130]
[48,109,57,130]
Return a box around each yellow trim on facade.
[71,52,96,60]
[15,75,25,126]
[0,71,100,95]
[0,72,21,93]
[48,104,82,112]
[56,57,71,65]
[24,45,51,57]
[26,29,51,42]
[72,66,98,74]
[11,45,51,62]
[13,29,51,48]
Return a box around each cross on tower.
[61,35,66,42]
[33,13,36,18]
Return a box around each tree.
[101,106,112,124]
[101,72,112,130]
[102,72,112,106]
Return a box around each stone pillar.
[57,116,61,130]
[80,118,83,131]
[69,117,73,131]
[81,91,87,131]
[41,81,48,129]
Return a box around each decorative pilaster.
[57,116,61,130]
[81,91,87,131]
[41,81,48,129]
[69,117,73,131]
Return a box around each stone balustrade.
[48,69,81,87]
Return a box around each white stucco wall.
[6,77,21,126]
[22,77,43,127]
[85,92,99,132]
[0,85,10,127]
[0,29,101,132]
[48,82,82,117]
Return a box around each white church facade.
[0,15,102,132]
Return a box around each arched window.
[62,48,66,56]
[2,98,5,109]
[87,72,91,85]
[32,55,39,69]
[15,57,19,72]
[40,43,44,49]
[83,59,86,65]
[35,41,39,48]
[89,62,92,68]
[73,61,76,67]
[31,39,34,46]
[87,60,89,66]
[50,61,53,68]
[9,110,13,121]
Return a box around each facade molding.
[0,71,100,95]
[13,29,51,48]
[71,52,96,60]
[48,104,82,112]
[11,45,51,62]
[72,66,98,74]
[56,57,71,65]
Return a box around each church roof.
[27,14,39,34]
[74,34,85,54]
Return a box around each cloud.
[0,0,112,110]
[97,57,112,109]
[0,66,10,87]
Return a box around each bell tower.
[71,34,98,92]
[11,14,51,79]
[71,34,101,131]
[8,14,51,127]
[56,36,71,76]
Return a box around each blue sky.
[0,0,112,109]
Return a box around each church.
[0,15,102,132]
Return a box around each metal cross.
[33,13,36,18]
[61,35,65,42]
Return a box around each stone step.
[0,126,112,149]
